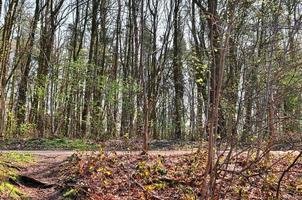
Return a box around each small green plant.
[19,123,36,138]
[6,112,17,138]
[0,181,27,199]
[63,188,78,199]
[26,138,99,150]
[0,152,34,163]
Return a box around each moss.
[0,153,34,199]
[0,165,17,181]
[0,181,28,199]
[0,152,34,180]
[0,152,34,163]
[62,188,78,199]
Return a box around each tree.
[15,0,40,132]
[172,0,184,140]
[0,0,19,138]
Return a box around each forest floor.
[0,149,301,200]
[0,138,301,199]
[0,138,199,151]
[0,150,196,200]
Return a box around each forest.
[0,0,302,199]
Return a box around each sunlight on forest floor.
[0,152,34,199]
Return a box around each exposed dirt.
[14,154,66,200]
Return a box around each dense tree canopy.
[0,0,301,148]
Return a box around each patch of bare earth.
[16,154,69,200]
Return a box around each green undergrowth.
[0,137,99,151]
[62,188,79,199]
[40,138,98,150]
[0,152,34,163]
[0,181,29,199]
[0,152,34,199]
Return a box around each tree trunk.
[16,0,40,131]
[172,0,184,140]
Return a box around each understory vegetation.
[0,138,99,151]
[0,153,34,199]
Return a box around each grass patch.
[35,138,98,150]
[0,137,99,151]
[40,138,98,151]
[0,181,28,199]
[0,152,34,178]
[0,152,34,163]
[0,153,34,199]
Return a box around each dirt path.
[13,152,77,200]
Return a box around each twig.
[156,176,189,186]
[0,161,24,170]
[276,151,302,199]
[130,175,163,200]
